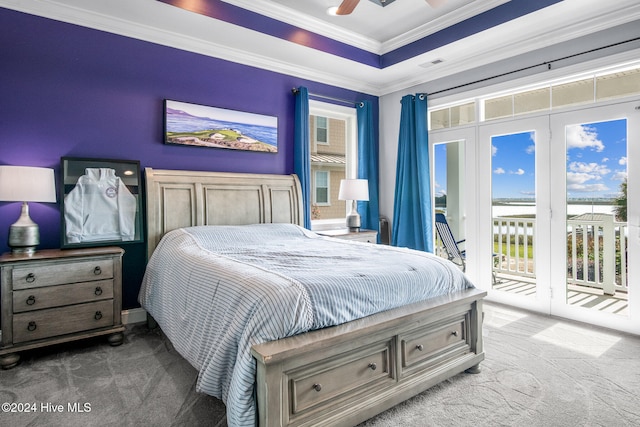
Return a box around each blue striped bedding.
[138,223,474,426]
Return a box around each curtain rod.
[291,88,357,107]
[429,36,640,97]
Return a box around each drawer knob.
[26,273,36,283]
[26,295,36,305]
[368,362,377,371]
[93,266,102,275]
[95,286,103,296]
[416,344,424,351]
[27,321,37,331]
[94,311,103,320]
[312,383,322,392]
[451,331,459,337]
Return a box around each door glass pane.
[433,140,465,268]
[491,131,537,296]
[565,119,628,315]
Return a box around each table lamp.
[0,166,57,255]
[338,179,369,232]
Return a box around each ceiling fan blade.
[336,0,360,15]
[425,0,447,7]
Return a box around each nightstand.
[0,247,125,369]
[316,228,378,243]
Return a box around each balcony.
[436,213,629,314]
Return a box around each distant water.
[166,112,278,147]
[492,203,616,217]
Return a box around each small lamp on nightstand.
[0,165,57,255]
[338,179,369,232]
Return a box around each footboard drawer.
[400,312,471,377]
[252,288,486,427]
[286,338,395,422]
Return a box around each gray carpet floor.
[1,302,639,427]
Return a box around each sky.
[166,100,277,127]
[434,118,627,201]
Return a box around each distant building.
[310,115,346,220]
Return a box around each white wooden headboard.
[144,168,303,258]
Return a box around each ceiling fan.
[336,0,447,15]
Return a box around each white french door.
[429,127,480,283]
[549,100,640,334]
[473,100,640,333]
[479,116,551,313]
[430,99,640,333]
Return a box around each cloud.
[568,161,610,176]
[526,144,535,154]
[520,190,536,196]
[567,183,609,192]
[612,170,627,181]
[602,157,609,162]
[494,167,505,174]
[566,124,604,152]
[567,172,602,185]
[492,145,498,156]
[619,156,627,165]
[509,168,525,175]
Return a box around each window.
[431,64,640,129]
[481,64,640,121]
[314,171,329,205]
[315,116,329,144]
[309,101,357,228]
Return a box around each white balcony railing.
[566,215,627,295]
[436,215,628,294]
[493,216,536,279]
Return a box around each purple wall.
[0,8,378,308]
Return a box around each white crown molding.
[222,0,383,54]
[380,0,510,54]
[0,0,383,94]
[224,0,511,56]
[377,0,640,96]
[427,48,640,108]
[2,0,639,98]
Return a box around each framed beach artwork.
[164,99,278,153]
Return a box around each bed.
[139,168,485,427]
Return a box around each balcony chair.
[434,213,499,284]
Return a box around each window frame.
[309,100,358,230]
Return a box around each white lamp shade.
[338,179,369,201]
[0,166,57,203]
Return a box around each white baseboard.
[121,308,147,325]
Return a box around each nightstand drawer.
[12,258,114,290]
[13,300,114,343]
[13,279,114,313]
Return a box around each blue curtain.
[356,100,380,241]
[294,87,311,229]
[391,94,433,252]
